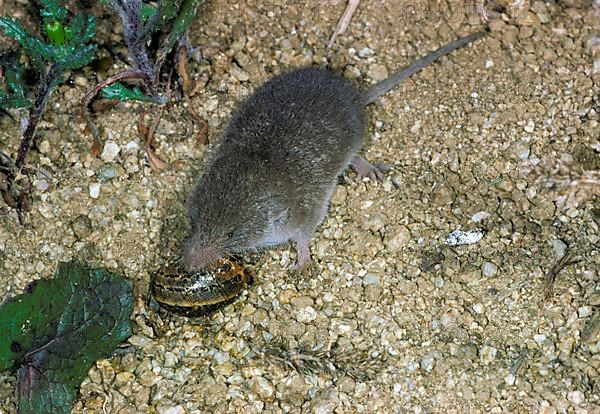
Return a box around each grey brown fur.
[182,32,485,270]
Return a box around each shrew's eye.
[228,232,234,238]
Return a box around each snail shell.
[150,258,252,316]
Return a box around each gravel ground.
[0,0,599,413]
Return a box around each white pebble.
[473,303,485,314]
[296,306,317,323]
[524,120,535,133]
[158,406,185,414]
[358,47,374,58]
[578,306,592,318]
[163,351,179,368]
[363,273,380,285]
[101,141,120,162]
[420,355,435,372]
[125,140,140,151]
[471,211,490,222]
[485,59,494,68]
[550,239,567,260]
[89,183,101,199]
[480,346,497,365]
[445,229,485,246]
[34,179,49,192]
[567,390,585,405]
[504,373,516,385]
[533,334,547,344]
[482,262,498,277]
[406,361,419,372]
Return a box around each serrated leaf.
[39,0,69,23]
[0,261,134,414]
[0,17,29,42]
[59,43,97,71]
[0,18,54,64]
[69,13,96,44]
[101,82,155,102]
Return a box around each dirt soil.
[0,0,599,413]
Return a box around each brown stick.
[138,107,168,171]
[176,45,209,144]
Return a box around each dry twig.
[328,0,360,48]
[177,45,209,145]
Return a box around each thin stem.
[80,69,150,153]
[15,63,60,170]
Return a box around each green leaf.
[101,82,155,102]
[0,60,31,109]
[69,12,95,45]
[0,261,134,414]
[141,3,157,21]
[0,16,29,41]
[39,0,69,23]
[58,43,97,71]
[0,17,54,65]
[0,94,31,109]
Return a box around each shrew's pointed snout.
[181,242,225,271]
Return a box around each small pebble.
[550,239,567,259]
[358,47,374,58]
[578,306,591,318]
[296,306,317,323]
[101,141,121,162]
[567,390,585,405]
[158,406,185,414]
[71,215,92,239]
[163,352,179,368]
[89,183,101,199]
[471,211,490,222]
[480,346,497,365]
[445,229,485,246]
[420,355,435,372]
[524,120,535,133]
[384,225,411,252]
[482,262,498,277]
[252,376,275,400]
[33,179,50,192]
[363,273,380,285]
[97,164,123,180]
[367,63,389,82]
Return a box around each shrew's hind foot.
[294,235,312,271]
[351,155,383,181]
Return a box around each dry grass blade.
[261,342,384,381]
[524,155,600,209]
[543,248,582,299]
